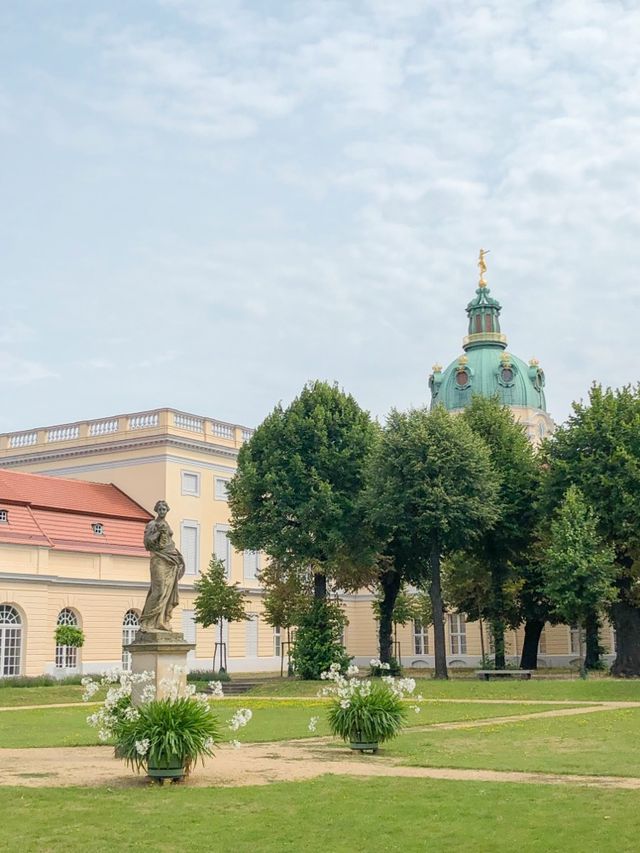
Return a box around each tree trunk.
[610,600,640,677]
[429,544,448,680]
[577,619,587,679]
[519,619,544,669]
[313,572,327,600]
[585,610,602,670]
[378,570,401,664]
[490,564,506,669]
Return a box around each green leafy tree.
[228,381,379,679]
[373,583,432,662]
[227,381,379,598]
[543,384,640,676]
[258,561,311,675]
[365,406,501,678]
[543,486,616,676]
[193,557,249,672]
[460,396,540,668]
[290,599,349,679]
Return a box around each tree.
[460,396,540,668]
[193,557,249,672]
[258,561,311,675]
[365,406,501,678]
[227,381,379,599]
[543,384,640,676]
[372,583,432,664]
[542,486,616,677]
[290,599,349,679]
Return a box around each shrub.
[291,600,350,680]
[54,625,85,648]
[187,669,231,683]
[117,696,222,774]
[369,657,402,677]
[0,674,84,688]
[320,663,418,746]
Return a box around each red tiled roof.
[0,469,152,556]
[0,469,151,520]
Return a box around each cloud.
[0,353,57,385]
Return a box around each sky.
[2,0,640,433]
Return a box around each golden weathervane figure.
[478,248,489,287]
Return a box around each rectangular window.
[570,625,581,654]
[0,509,8,523]
[449,613,467,655]
[413,619,428,655]
[246,614,258,657]
[539,628,547,655]
[215,477,230,501]
[181,522,200,575]
[182,610,197,644]
[214,525,232,577]
[181,471,200,496]
[274,626,282,658]
[243,550,260,580]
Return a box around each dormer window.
[92,522,104,535]
[0,509,8,523]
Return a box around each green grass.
[389,707,640,778]
[0,776,639,852]
[0,699,565,749]
[248,676,640,702]
[0,685,88,707]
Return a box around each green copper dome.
[429,256,548,414]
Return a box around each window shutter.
[243,550,259,580]
[215,527,230,576]
[181,524,199,574]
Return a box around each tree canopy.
[543,384,640,675]
[228,381,379,595]
[365,406,501,677]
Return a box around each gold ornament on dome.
[529,357,540,367]
[478,248,490,287]
[457,355,469,367]
[432,363,443,374]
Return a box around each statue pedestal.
[126,630,195,706]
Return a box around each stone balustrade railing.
[0,409,255,454]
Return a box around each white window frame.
[243,550,260,581]
[214,477,231,501]
[569,625,581,654]
[55,607,79,669]
[274,626,282,658]
[0,604,22,676]
[0,509,8,523]
[449,613,467,655]
[413,619,428,655]
[91,522,104,535]
[214,524,232,577]
[181,521,200,575]
[181,470,201,497]
[122,610,140,671]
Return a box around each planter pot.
[349,741,379,754]
[147,755,185,780]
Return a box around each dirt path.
[1,701,638,791]
[2,740,639,791]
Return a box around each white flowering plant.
[320,663,417,747]
[116,695,222,774]
[82,670,155,742]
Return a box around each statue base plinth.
[125,631,195,706]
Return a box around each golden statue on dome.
[478,248,489,287]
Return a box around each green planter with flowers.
[321,663,415,755]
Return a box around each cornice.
[0,433,240,467]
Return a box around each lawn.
[248,675,640,702]
[0,776,638,852]
[389,707,640,777]
[0,685,87,707]
[0,698,568,748]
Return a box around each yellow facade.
[0,408,612,675]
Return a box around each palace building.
[0,259,614,676]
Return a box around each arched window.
[0,605,22,676]
[122,610,140,671]
[55,608,79,669]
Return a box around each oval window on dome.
[501,367,513,383]
[456,370,469,387]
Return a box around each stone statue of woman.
[140,500,186,633]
